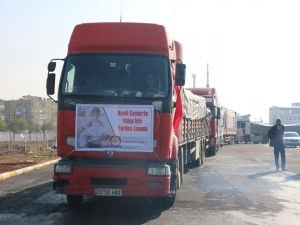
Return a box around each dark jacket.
[268,124,285,146]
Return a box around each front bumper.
[53,158,172,197]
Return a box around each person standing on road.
[267,118,286,171]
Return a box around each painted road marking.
[0,159,59,181]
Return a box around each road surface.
[0,144,299,225]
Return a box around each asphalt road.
[0,144,300,225]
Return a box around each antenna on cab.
[206,63,210,88]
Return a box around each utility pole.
[206,63,209,88]
[192,74,196,88]
[120,0,123,22]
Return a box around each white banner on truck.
[75,104,154,152]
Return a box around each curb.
[0,159,59,182]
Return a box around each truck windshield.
[61,54,170,98]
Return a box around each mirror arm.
[47,94,58,103]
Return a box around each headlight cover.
[54,162,73,174]
[147,163,170,176]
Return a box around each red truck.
[46,22,209,206]
[188,88,221,156]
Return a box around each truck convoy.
[188,88,221,156]
[221,107,237,145]
[46,22,209,206]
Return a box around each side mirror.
[47,73,56,95]
[48,62,56,72]
[175,64,186,86]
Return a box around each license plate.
[94,188,122,196]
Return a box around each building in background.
[0,100,5,120]
[4,95,57,130]
[269,103,300,125]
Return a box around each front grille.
[91,178,127,187]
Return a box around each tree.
[8,118,29,141]
[8,118,29,133]
[0,118,7,131]
[41,122,56,149]
[6,118,29,151]
[28,123,40,142]
[41,122,55,131]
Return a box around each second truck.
[188,87,222,156]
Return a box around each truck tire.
[193,158,201,167]
[155,173,177,208]
[208,147,216,156]
[212,147,216,156]
[67,194,83,206]
[155,192,176,209]
[162,193,176,208]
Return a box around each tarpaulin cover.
[183,89,207,120]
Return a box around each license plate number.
[94,188,122,196]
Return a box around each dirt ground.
[0,141,59,173]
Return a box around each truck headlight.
[54,163,73,174]
[147,163,170,176]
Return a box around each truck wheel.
[67,194,83,206]
[163,193,176,208]
[155,192,176,209]
[209,147,216,156]
[194,158,201,167]
[212,148,216,156]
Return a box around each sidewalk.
[0,159,59,181]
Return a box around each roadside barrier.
[0,159,59,181]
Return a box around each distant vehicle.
[284,131,300,148]
[236,114,251,144]
[221,107,237,144]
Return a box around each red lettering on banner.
[135,118,142,124]
[130,111,148,117]
[123,118,134,124]
[134,126,148,131]
[118,126,132,131]
[118,110,129,116]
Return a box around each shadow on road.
[284,174,300,182]
[61,198,165,225]
[0,182,169,225]
[247,170,278,179]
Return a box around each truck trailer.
[46,22,209,206]
[221,107,237,144]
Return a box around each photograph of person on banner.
[77,106,111,148]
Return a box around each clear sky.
[1,0,300,122]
